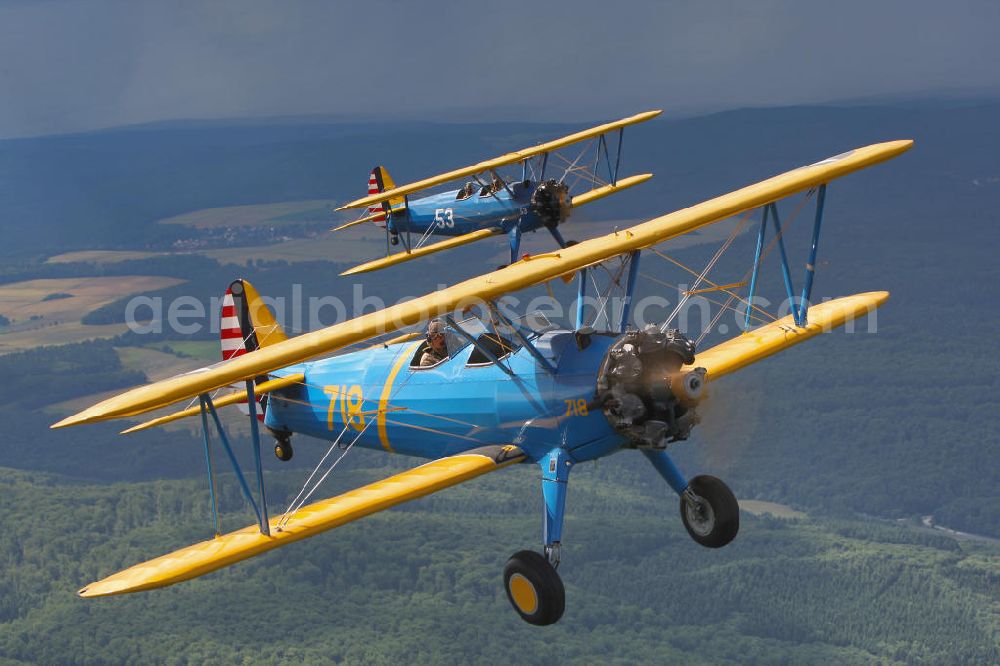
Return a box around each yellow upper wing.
[685,291,890,381]
[78,444,524,597]
[336,110,662,211]
[53,139,912,428]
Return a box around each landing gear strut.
[502,447,570,624]
[503,550,565,626]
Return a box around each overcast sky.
[0,0,997,138]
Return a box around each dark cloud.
[0,0,997,138]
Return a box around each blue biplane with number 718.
[331,111,660,275]
[53,137,912,625]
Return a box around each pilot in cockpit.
[456,182,475,200]
[419,319,450,367]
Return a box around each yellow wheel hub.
[508,573,538,615]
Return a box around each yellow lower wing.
[78,445,524,597]
[341,228,500,276]
[686,291,889,381]
[571,173,652,207]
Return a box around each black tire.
[274,441,293,462]
[679,475,739,548]
[502,550,565,626]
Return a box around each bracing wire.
[277,418,375,528]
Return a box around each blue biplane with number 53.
[54,133,912,626]
[331,111,660,275]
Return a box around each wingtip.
[51,413,86,429]
[78,583,114,598]
[52,404,110,429]
[875,139,914,157]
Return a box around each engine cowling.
[529,179,571,228]
[596,326,706,448]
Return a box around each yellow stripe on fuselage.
[377,341,423,452]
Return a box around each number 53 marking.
[434,208,455,228]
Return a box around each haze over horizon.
[1,0,998,139]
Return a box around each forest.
[0,462,995,665]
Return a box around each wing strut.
[746,185,827,329]
[198,389,271,536]
[617,250,642,332]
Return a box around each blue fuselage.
[387,181,548,238]
[265,329,624,465]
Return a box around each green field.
[141,340,220,362]
[0,276,186,354]
[157,200,339,229]
[45,250,163,265]
[740,499,808,519]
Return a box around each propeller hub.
[529,179,571,228]
[596,326,704,448]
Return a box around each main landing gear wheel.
[503,550,565,626]
[680,475,739,548]
[273,439,294,462]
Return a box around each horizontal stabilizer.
[78,445,524,597]
[570,173,653,207]
[333,206,407,232]
[341,228,500,276]
[120,373,305,434]
[686,291,889,381]
[337,110,663,211]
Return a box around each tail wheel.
[503,550,565,626]
[273,440,293,462]
[680,475,739,548]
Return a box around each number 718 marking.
[324,384,366,432]
[564,399,588,417]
